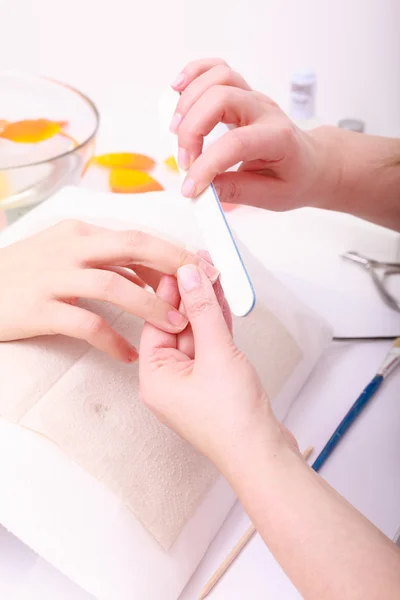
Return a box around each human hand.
[139,255,296,471]
[0,220,219,362]
[170,57,339,212]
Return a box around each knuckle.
[93,270,119,297]
[59,219,88,236]
[207,84,230,105]
[279,123,295,143]
[82,314,105,338]
[123,229,147,249]
[188,294,214,318]
[230,128,248,154]
[215,64,233,82]
[142,291,159,316]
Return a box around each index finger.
[76,229,220,280]
[172,57,229,91]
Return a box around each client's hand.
[140,255,296,470]
[0,220,219,362]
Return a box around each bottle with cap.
[289,69,321,130]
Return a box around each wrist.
[216,412,301,488]
[307,126,345,211]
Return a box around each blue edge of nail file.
[159,88,256,317]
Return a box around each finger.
[177,264,233,358]
[176,87,263,168]
[46,302,138,362]
[197,250,233,335]
[170,65,251,135]
[181,124,287,198]
[76,229,220,281]
[171,57,229,91]
[213,170,294,211]
[50,268,189,334]
[176,272,232,358]
[140,275,184,367]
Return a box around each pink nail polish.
[178,147,190,170]
[200,250,213,264]
[199,260,220,282]
[213,183,221,197]
[178,264,202,291]
[168,310,188,329]
[129,348,139,362]
[171,73,185,88]
[181,177,196,198]
[169,112,183,134]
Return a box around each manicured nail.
[168,310,188,329]
[171,73,185,88]
[199,259,220,282]
[178,264,202,291]
[178,147,190,170]
[169,112,183,134]
[181,177,196,198]
[200,250,213,264]
[129,348,139,362]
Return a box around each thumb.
[177,264,233,358]
[214,171,287,211]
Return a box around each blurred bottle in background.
[289,69,321,130]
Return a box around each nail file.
[159,87,255,317]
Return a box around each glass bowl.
[0,71,99,225]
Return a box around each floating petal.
[0,119,66,143]
[110,169,163,194]
[164,155,179,172]
[93,153,155,172]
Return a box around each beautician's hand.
[140,257,400,600]
[139,258,296,469]
[170,57,335,212]
[170,58,400,231]
[0,220,219,362]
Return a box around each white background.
[2,0,400,137]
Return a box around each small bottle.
[289,69,321,130]
[338,118,365,133]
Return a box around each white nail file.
[159,88,255,317]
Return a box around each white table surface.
[1,111,399,599]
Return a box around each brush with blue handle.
[312,338,400,472]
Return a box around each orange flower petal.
[164,155,179,172]
[0,119,66,143]
[93,153,155,172]
[109,169,163,194]
[221,202,240,213]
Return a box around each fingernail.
[169,112,183,134]
[171,73,185,88]
[200,250,213,264]
[178,264,202,291]
[178,147,190,170]
[129,348,139,362]
[199,260,220,283]
[168,310,188,329]
[181,177,196,198]
[213,183,221,197]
